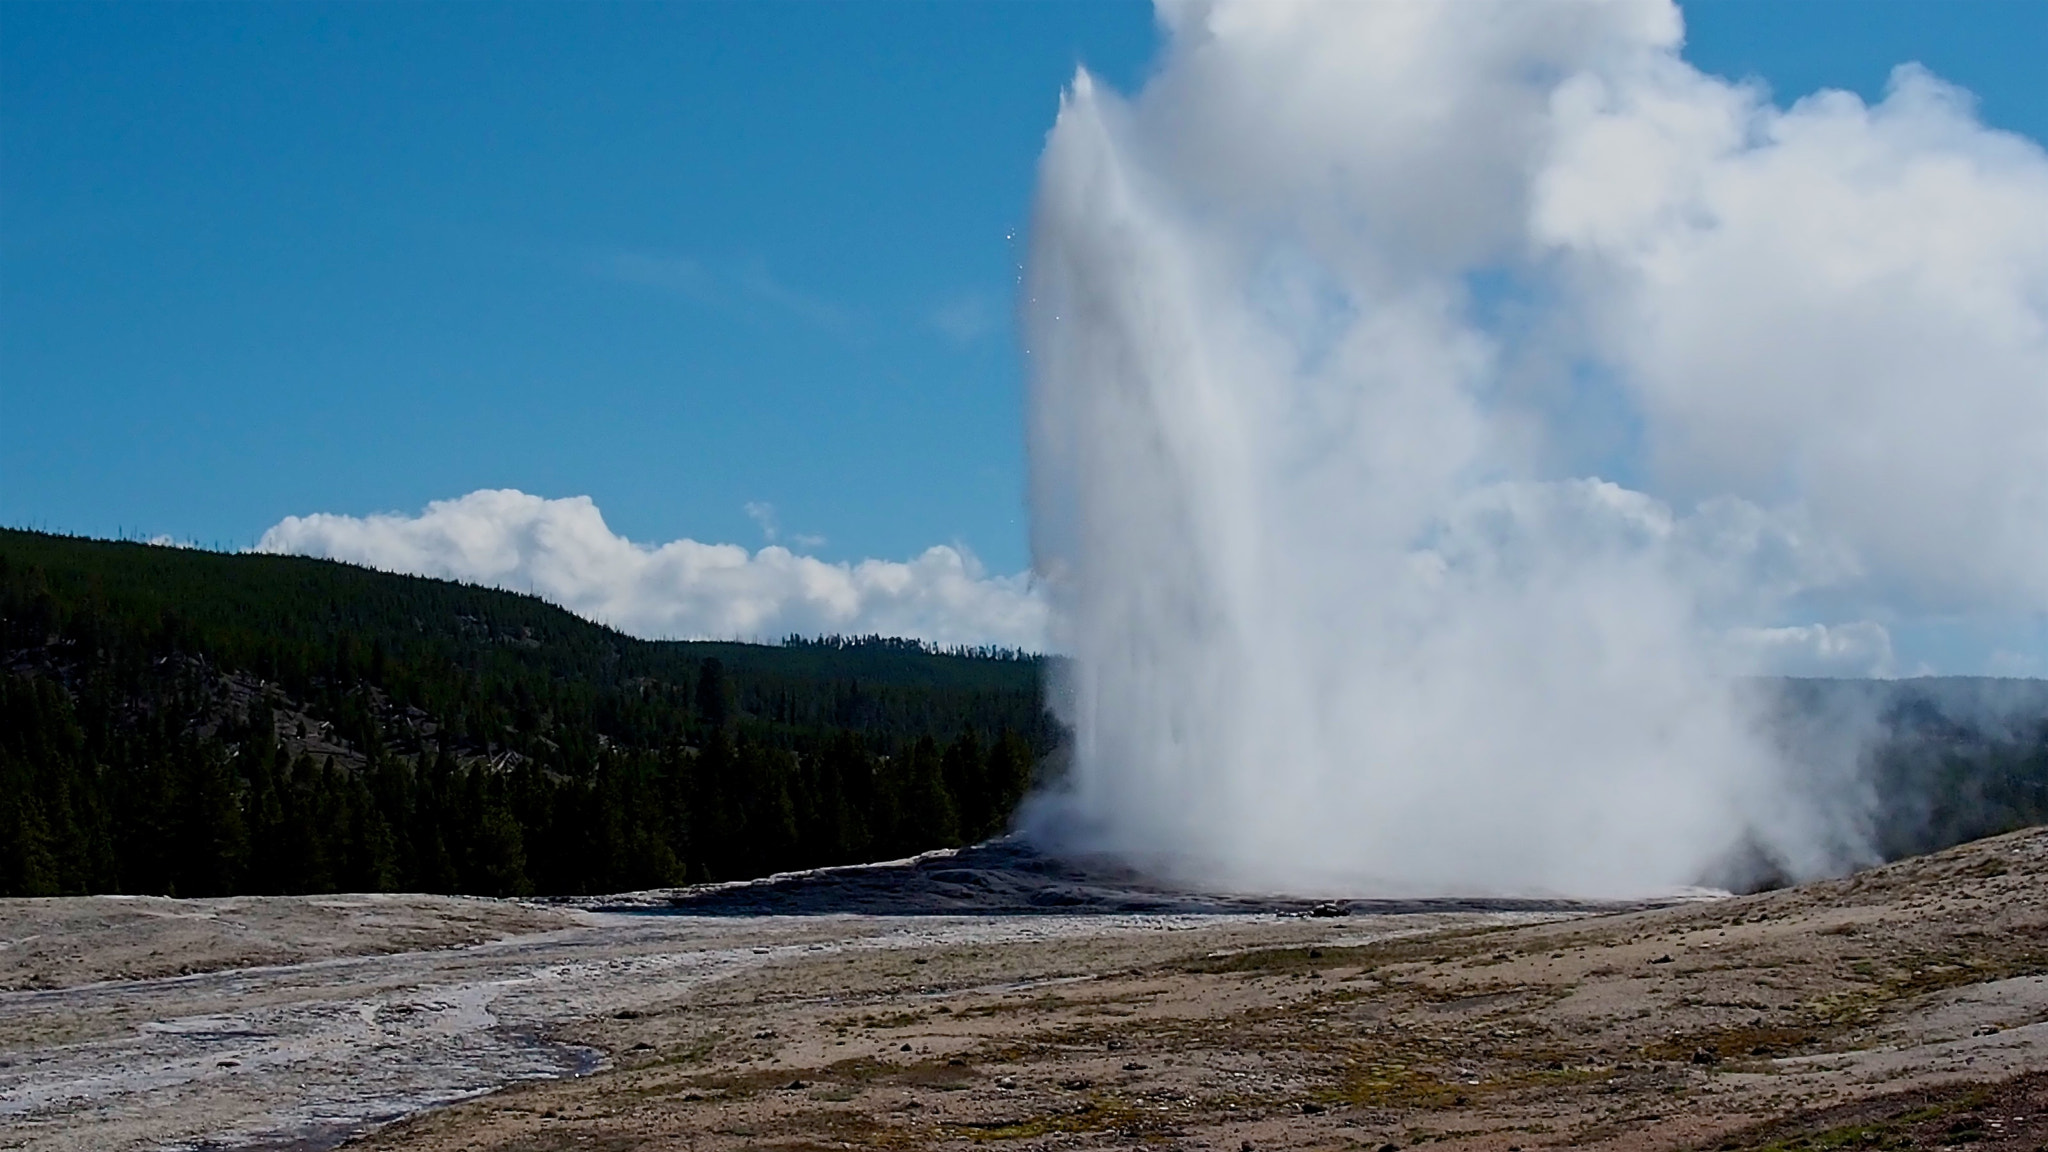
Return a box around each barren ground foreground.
[6,832,2048,1152]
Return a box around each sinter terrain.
[1,827,2047,1151]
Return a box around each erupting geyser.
[1021,0,2048,896]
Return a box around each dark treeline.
[0,530,1058,898]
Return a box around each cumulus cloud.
[1535,60,2048,615]
[256,489,1047,649]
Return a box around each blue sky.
[4,1,2046,577]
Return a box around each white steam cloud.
[257,489,1047,648]
[1023,0,2048,895]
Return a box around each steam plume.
[1023,1,2048,895]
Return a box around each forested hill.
[0,529,1057,898]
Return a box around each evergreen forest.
[0,530,1058,898]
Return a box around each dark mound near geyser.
[567,838,1646,917]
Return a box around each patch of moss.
[948,1098,1155,1142]
[1641,1024,1819,1064]
[1804,950,2048,1026]
[1325,1064,1469,1110]
[1702,1084,1997,1152]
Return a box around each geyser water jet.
[1021,0,2048,896]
